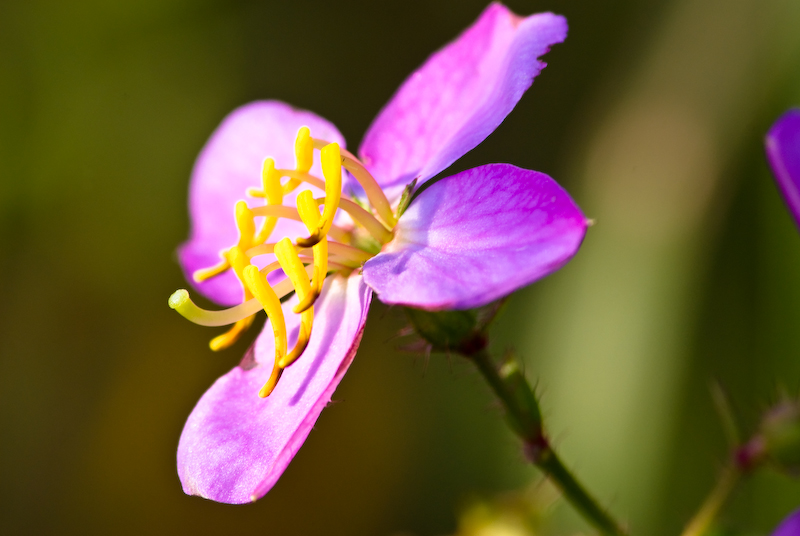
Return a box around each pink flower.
[770,508,800,536]
[170,3,586,504]
[766,109,800,228]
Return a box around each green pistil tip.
[169,289,190,310]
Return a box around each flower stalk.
[404,306,625,534]
[679,463,740,536]
[466,348,628,536]
[680,392,800,536]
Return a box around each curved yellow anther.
[208,246,256,351]
[295,126,313,173]
[247,158,283,200]
[297,143,342,247]
[274,238,314,367]
[264,127,315,197]
[259,362,284,398]
[252,158,285,245]
[234,201,257,251]
[192,256,229,283]
[295,190,327,312]
[193,200,257,283]
[312,137,396,228]
[209,317,254,351]
[243,264,287,365]
[227,245,251,279]
[262,158,284,203]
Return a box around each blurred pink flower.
[766,108,800,227]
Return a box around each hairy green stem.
[467,348,627,536]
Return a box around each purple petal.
[772,508,800,536]
[359,4,567,201]
[177,274,371,504]
[362,164,587,310]
[179,101,346,306]
[766,109,800,230]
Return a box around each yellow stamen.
[251,158,284,244]
[192,256,230,283]
[209,318,254,351]
[259,170,391,245]
[234,201,257,251]
[227,246,252,282]
[296,143,342,247]
[171,126,395,399]
[296,190,327,312]
[209,246,255,351]
[259,362,283,398]
[295,127,313,173]
[192,200,257,283]
[248,128,315,199]
[312,138,396,228]
[276,127,315,196]
[242,265,288,399]
[247,158,283,200]
[274,238,314,312]
[274,238,314,367]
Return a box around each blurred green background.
[3,0,800,534]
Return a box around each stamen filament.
[246,241,371,265]
[273,254,358,270]
[327,242,374,263]
[247,243,303,259]
[312,138,396,228]
[249,170,324,197]
[250,204,304,221]
[249,205,350,243]
[325,259,357,271]
[277,169,325,192]
[334,198,393,244]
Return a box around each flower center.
[169,127,395,397]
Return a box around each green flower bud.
[404,307,484,354]
[403,300,506,355]
[499,360,543,439]
[756,398,800,474]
